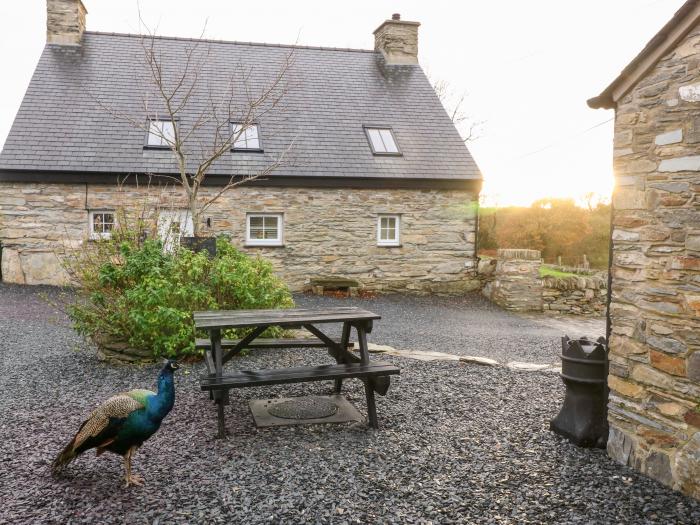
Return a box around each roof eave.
[0,169,482,190]
[588,0,700,110]
[587,93,614,110]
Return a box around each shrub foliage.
[67,235,294,358]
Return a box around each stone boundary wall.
[0,182,479,295]
[542,275,607,315]
[480,252,607,316]
[484,249,543,312]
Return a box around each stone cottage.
[0,0,482,294]
[588,0,700,499]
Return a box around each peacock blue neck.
[149,369,175,418]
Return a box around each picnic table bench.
[193,307,400,437]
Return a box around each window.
[364,127,400,155]
[146,119,175,148]
[157,209,194,251]
[377,215,400,246]
[89,210,115,240]
[246,213,283,246]
[232,123,261,151]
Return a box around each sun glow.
[470,119,616,208]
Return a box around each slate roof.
[0,32,480,185]
[588,0,700,109]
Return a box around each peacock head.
[161,359,180,374]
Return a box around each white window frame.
[89,210,116,240]
[246,213,283,246]
[157,209,194,252]
[146,119,175,148]
[231,123,262,151]
[377,214,401,247]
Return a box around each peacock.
[52,360,179,487]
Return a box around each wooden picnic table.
[193,307,400,438]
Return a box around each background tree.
[430,78,484,143]
[479,198,610,269]
[95,22,295,236]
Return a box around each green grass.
[539,266,579,279]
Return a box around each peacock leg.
[123,446,145,487]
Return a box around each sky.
[0,0,687,206]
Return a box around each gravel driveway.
[296,293,606,364]
[0,284,698,524]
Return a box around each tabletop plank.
[193,307,380,330]
[193,307,362,319]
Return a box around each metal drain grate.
[267,396,339,419]
[249,395,363,428]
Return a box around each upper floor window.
[232,123,262,151]
[89,210,115,240]
[364,127,400,155]
[146,119,175,148]
[246,213,283,246]
[377,214,400,246]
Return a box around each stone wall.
[0,182,479,294]
[485,249,543,311]
[480,253,607,315]
[542,275,607,315]
[607,24,700,498]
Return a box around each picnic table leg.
[335,322,352,394]
[364,379,379,429]
[211,329,228,439]
[356,323,370,365]
[356,323,378,428]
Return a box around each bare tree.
[431,78,483,144]
[582,192,611,211]
[94,19,296,236]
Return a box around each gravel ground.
[1,284,698,524]
[295,293,604,365]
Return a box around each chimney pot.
[373,15,420,65]
[47,0,87,46]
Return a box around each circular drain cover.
[268,397,338,420]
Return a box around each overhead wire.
[512,117,614,160]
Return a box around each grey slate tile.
[0,32,480,182]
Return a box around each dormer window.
[232,123,262,151]
[146,119,175,148]
[364,126,401,155]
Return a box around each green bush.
[68,236,294,359]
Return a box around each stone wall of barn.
[0,182,480,294]
[607,24,700,498]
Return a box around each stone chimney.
[373,13,420,65]
[47,0,87,45]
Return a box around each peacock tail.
[51,392,149,475]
